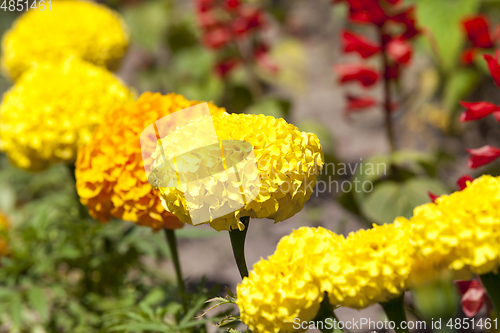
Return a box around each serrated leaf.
[179,297,206,325]
[217,315,239,327]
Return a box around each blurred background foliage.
[1,0,500,332]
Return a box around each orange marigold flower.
[75,92,226,230]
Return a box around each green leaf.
[444,68,480,112]
[9,292,22,329]
[167,22,198,53]
[412,277,460,320]
[109,322,173,332]
[411,0,480,72]
[121,1,171,51]
[140,288,165,306]
[225,85,253,114]
[360,177,448,224]
[27,287,49,321]
[245,97,291,119]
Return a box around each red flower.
[195,0,216,12]
[224,0,240,10]
[241,7,265,30]
[202,27,232,49]
[466,145,500,169]
[334,63,380,87]
[461,48,476,65]
[484,50,500,88]
[253,45,279,73]
[428,191,439,203]
[232,16,252,36]
[342,30,380,58]
[390,6,420,40]
[214,58,240,77]
[462,16,494,49]
[387,38,412,65]
[341,0,388,26]
[457,175,474,190]
[456,280,487,318]
[345,94,377,112]
[459,101,500,122]
[197,11,219,29]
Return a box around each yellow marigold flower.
[323,220,414,309]
[0,213,10,256]
[76,92,225,230]
[1,0,129,80]
[237,227,341,333]
[408,175,500,282]
[155,113,324,231]
[0,57,133,171]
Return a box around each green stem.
[67,164,89,218]
[235,40,263,101]
[379,28,396,154]
[229,216,250,279]
[313,295,344,333]
[480,272,500,313]
[164,229,187,310]
[381,294,409,333]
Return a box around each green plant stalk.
[480,272,500,314]
[235,40,263,101]
[66,163,89,218]
[381,294,409,333]
[314,295,344,333]
[379,28,396,154]
[164,229,187,310]
[229,216,250,278]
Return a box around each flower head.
[323,220,414,309]
[195,0,275,77]
[0,57,134,171]
[237,227,342,333]
[75,93,229,230]
[154,113,324,231]
[1,0,129,80]
[409,175,500,284]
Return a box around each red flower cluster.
[461,15,500,65]
[195,0,277,77]
[333,0,419,115]
[460,50,500,169]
